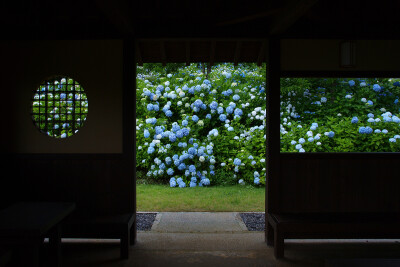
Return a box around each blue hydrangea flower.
[226,106,234,114]
[321,97,327,103]
[234,108,243,116]
[189,165,196,173]
[233,158,241,166]
[147,147,155,154]
[206,114,211,119]
[209,101,218,110]
[367,100,373,106]
[389,138,396,143]
[295,144,302,150]
[178,182,186,188]
[299,138,305,144]
[169,133,176,142]
[144,130,150,138]
[351,117,358,123]
[348,80,355,86]
[373,84,381,92]
[176,130,183,138]
[217,107,224,114]
[167,168,174,176]
[219,114,227,121]
[147,104,153,111]
[254,178,260,185]
[165,110,173,117]
[233,95,240,101]
[382,129,388,134]
[182,120,188,126]
[192,115,199,122]
[178,163,186,170]
[367,113,374,118]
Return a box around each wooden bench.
[62,213,136,259]
[267,213,400,259]
[0,202,75,267]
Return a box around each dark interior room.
[1,0,400,266]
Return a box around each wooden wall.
[1,40,136,217]
[267,39,400,217]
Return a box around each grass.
[137,184,265,212]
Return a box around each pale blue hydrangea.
[373,84,381,92]
[192,115,199,122]
[348,80,355,86]
[382,129,388,134]
[299,138,305,144]
[389,138,396,143]
[219,114,227,121]
[233,158,241,166]
[167,168,174,176]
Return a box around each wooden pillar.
[123,38,136,243]
[265,38,281,243]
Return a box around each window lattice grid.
[31,76,88,138]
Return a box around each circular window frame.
[31,75,89,139]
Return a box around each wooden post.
[265,38,281,243]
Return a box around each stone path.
[150,212,248,233]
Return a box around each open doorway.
[135,62,266,232]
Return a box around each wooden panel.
[4,156,134,216]
[278,154,400,213]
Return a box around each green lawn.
[136,184,265,212]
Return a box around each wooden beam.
[234,41,242,66]
[217,9,281,26]
[209,41,216,67]
[185,41,190,66]
[257,40,267,66]
[95,0,134,36]
[269,0,319,35]
[135,41,143,66]
[160,41,166,66]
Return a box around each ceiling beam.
[269,0,319,35]
[217,9,281,26]
[95,0,134,35]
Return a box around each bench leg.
[274,227,284,259]
[130,218,137,246]
[266,221,274,246]
[121,226,130,259]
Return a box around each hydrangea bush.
[136,64,400,188]
[136,63,267,187]
[280,78,400,152]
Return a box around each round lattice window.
[31,76,88,138]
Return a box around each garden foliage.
[136,63,266,187]
[280,78,400,152]
[136,63,400,187]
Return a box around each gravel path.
[137,213,157,231]
[239,213,265,231]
